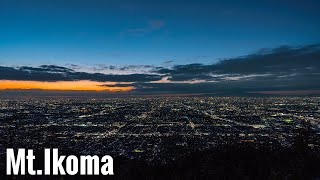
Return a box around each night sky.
[0,0,320,95]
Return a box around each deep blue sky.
[0,0,319,66]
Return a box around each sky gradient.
[0,0,320,95]
[1,0,320,65]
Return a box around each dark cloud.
[139,44,320,94]
[0,66,71,81]
[118,65,155,71]
[125,20,165,36]
[92,64,159,73]
[1,44,320,95]
[66,64,82,70]
[20,65,74,73]
[0,65,162,82]
[100,83,133,87]
[162,60,174,64]
[154,44,320,81]
[132,73,320,95]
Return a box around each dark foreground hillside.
[1,142,319,180]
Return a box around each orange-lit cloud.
[0,80,134,92]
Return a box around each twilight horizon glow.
[0,80,134,91]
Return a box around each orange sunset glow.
[0,80,134,92]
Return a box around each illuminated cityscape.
[0,96,319,178]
